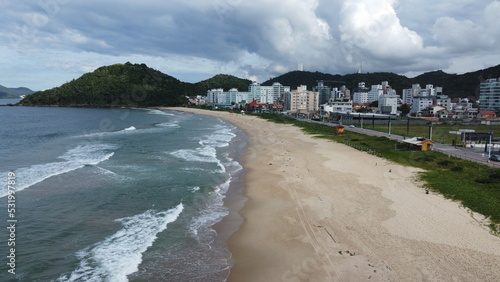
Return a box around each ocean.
[0,101,247,281]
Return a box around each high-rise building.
[315,80,332,105]
[287,85,319,113]
[352,82,369,103]
[479,78,500,112]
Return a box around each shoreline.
[165,107,500,281]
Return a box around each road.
[302,119,500,168]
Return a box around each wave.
[57,203,184,282]
[170,146,225,173]
[0,143,116,197]
[147,109,175,116]
[156,121,180,128]
[189,178,231,240]
[123,126,136,131]
[200,126,236,148]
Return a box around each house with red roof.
[477,111,497,120]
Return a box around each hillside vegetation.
[18,63,252,107]
[19,63,191,107]
[0,85,34,99]
[263,64,500,100]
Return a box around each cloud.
[1,0,500,90]
[432,1,500,54]
[339,0,425,62]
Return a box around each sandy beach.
[167,107,500,281]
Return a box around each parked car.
[489,155,500,162]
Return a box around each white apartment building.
[207,88,249,105]
[352,82,370,103]
[248,82,285,104]
[408,84,444,114]
[402,84,421,105]
[322,99,352,114]
[367,84,383,103]
[411,95,434,113]
[378,94,399,114]
[206,88,225,105]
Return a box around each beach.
[167,107,500,281]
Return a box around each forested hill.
[0,85,34,98]
[263,64,500,100]
[18,63,253,107]
[19,63,191,107]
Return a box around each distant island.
[17,62,500,107]
[0,85,34,99]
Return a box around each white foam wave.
[189,178,231,239]
[170,146,225,173]
[189,186,200,192]
[200,127,236,148]
[58,203,184,282]
[123,126,136,131]
[147,109,175,116]
[0,144,116,197]
[157,121,179,128]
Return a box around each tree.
[398,103,411,116]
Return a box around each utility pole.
[406,117,410,136]
[429,122,433,140]
[388,116,392,137]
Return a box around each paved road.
[302,119,500,168]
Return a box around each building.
[402,84,422,105]
[477,111,497,120]
[435,96,452,111]
[206,88,250,106]
[402,137,435,151]
[352,82,369,103]
[322,98,353,114]
[315,80,332,105]
[367,84,383,103]
[479,78,500,112]
[410,85,440,114]
[378,94,399,114]
[248,82,287,104]
[206,88,225,105]
[286,85,319,113]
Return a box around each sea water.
[0,104,247,281]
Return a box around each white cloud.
[339,0,424,61]
[1,0,500,90]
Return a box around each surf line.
[6,171,17,275]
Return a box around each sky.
[1,0,500,91]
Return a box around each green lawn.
[356,120,498,145]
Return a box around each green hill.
[18,63,252,106]
[412,65,500,99]
[191,74,252,94]
[0,85,34,98]
[19,63,191,107]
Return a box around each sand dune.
[167,108,500,281]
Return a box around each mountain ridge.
[0,85,34,99]
[17,62,500,106]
